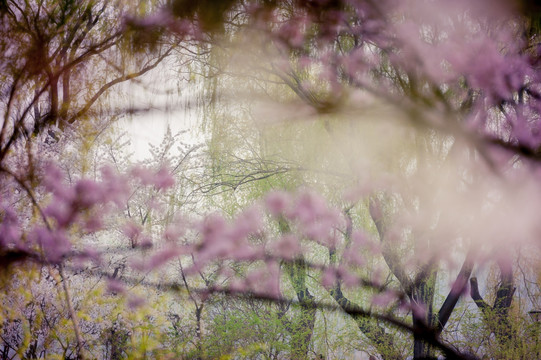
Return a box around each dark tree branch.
[436,251,474,333]
[470,263,518,350]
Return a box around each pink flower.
[245,262,281,298]
[231,242,262,261]
[146,245,183,270]
[100,166,129,206]
[297,191,326,219]
[32,227,71,263]
[131,166,175,190]
[337,265,359,288]
[75,179,104,208]
[163,221,186,242]
[129,258,145,272]
[371,268,384,287]
[270,234,302,260]
[343,246,365,267]
[43,163,72,200]
[138,236,153,249]
[265,191,290,217]
[277,17,307,48]
[83,215,103,232]
[44,201,73,228]
[265,261,281,298]
[106,279,126,295]
[123,222,142,242]
[230,206,262,239]
[321,268,337,288]
[371,291,397,308]
[199,214,227,246]
[154,168,175,190]
[78,246,101,263]
[229,279,247,293]
[131,166,155,186]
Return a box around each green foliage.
[202,304,288,359]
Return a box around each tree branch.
[436,251,474,332]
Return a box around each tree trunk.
[279,220,317,360]
[195,305,203,359]
[412,268,437,360]
[470,262,519,356]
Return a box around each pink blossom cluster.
[266,190,344,245]
[33,165,130,262]
[246,0,541,162]
[42,164,129,229]
[0,162,178,266]
[94,186,360,299]
[192,209,263,267]
[130,166,175,190]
